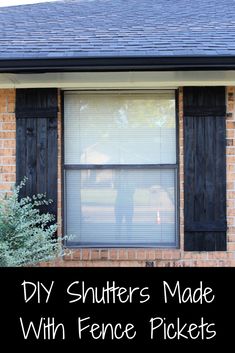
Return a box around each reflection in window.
[66,169,175,245]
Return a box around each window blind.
[64,92,176,165]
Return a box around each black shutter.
[184,87,227,251]
[16,88,58,219]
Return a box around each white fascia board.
[0,71,235,89]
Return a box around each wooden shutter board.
[16,89,58,221]
[184,87,226,251]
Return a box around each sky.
[0,0,58,7]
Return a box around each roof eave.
[0,55,235,73]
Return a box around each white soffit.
[0,71,235,89]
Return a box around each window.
[64,91,177,247]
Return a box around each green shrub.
[0,179,66,267]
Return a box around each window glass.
[66,169,176,245]
[64,93,176,165]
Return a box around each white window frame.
[63,90,179,248]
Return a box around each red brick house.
[0,0,235,266]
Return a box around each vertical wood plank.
[25,118,37,198]
[36,118,47,195]
[184,115,195,227]
[205,116,215,223]
[47,117,58,219]
[215,116,226,223]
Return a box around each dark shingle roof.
[0,0,235,59]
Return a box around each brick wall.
[0,87,234,267]
[0,89,16,195]
[226,86,235,257]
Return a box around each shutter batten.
[184,87,227,251]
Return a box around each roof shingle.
[0,0,234,59]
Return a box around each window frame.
[62,89,179,248]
